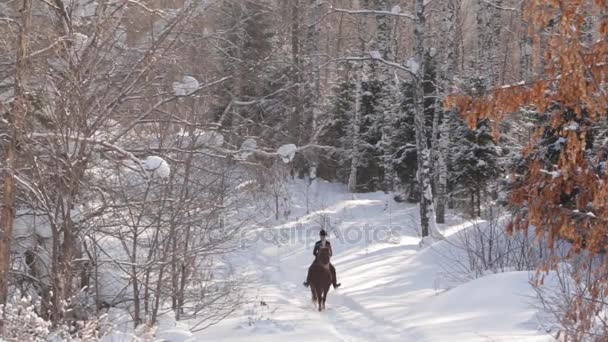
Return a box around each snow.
[157,329,193,342]
[240,138,258,159]
[540,169,561,179]
[143,156,171,179]
[564,122,579,131]
[176,128,224,147]
[199,130,224,147]
[369,50,382,59]
[190,180,553,342]
[172,76,200,96]
[73,0,97,23]
[71,32,89,58]
[277,144,297,163]
[406,57,420,74]
[391,5,401,14]
[409,272,543,341]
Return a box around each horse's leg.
[322,287,326,310]
[324,281,332,311]
[311,287,317,304]
[317,286,323,312]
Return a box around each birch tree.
[434,0,460,224]
[412,0,438,237]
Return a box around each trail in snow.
[194,180,553,342]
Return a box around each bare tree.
[0,0,31,310]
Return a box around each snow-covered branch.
[109,76,232,144]
[324,7,415,20]
[310,3,414,28]
[334,56,417,78]
[31,133,150,177]
[239,143,342,165]
[480,0,521,12]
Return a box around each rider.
[303,229,341,289]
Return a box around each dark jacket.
[313,240,333,257]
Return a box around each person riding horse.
[303,229,341,289]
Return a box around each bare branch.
[109,76,232,144]
[480,0,521,12]
[333,56,417,78]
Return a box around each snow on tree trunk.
[435,110,451,224]
[413,0,442,239]
[413,0,429,237]
[374,0,396,192]
[435,0,458,224]
[348,71,363,193]
[307,0,322,180]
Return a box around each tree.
[0,0,31,310]
[434,0,460,224]
[450,116,502,217]
[318,71,355,183]
[476,0,504,86]
[413,0,436,238]
[0,0,252,332]
[212,0,276,138]
[448,0,608,338]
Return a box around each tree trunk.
[435,112,449,224]
[0,0,31,310]
[132,230,141,327]
[375,0,395,192]
[477,0,503,86]
[435,0,458,224]
[289,0,303,145]
[348,71,363,193]
[308,0,322,181]
[413,0,433,237]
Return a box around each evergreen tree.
[318,76,356,182]
[357,78,384,192]
[391,52,438,201]
[390,81,417,200]
[450,115,502,217]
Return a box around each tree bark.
[413,0,433,237]
[0,0,31,310]
[435,0,458,224]
[375,0,395,192]
[348,71,363,193]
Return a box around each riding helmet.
[319,229,327,236]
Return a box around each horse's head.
[316,247,331,265]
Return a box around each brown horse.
[307,247,332,311]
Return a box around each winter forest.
[0,0,607,341]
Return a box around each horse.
[307,247,332,311]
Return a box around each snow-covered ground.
[177,179,554,342]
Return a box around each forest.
[0,0,607,341]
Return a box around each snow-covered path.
[194,181,553,342]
